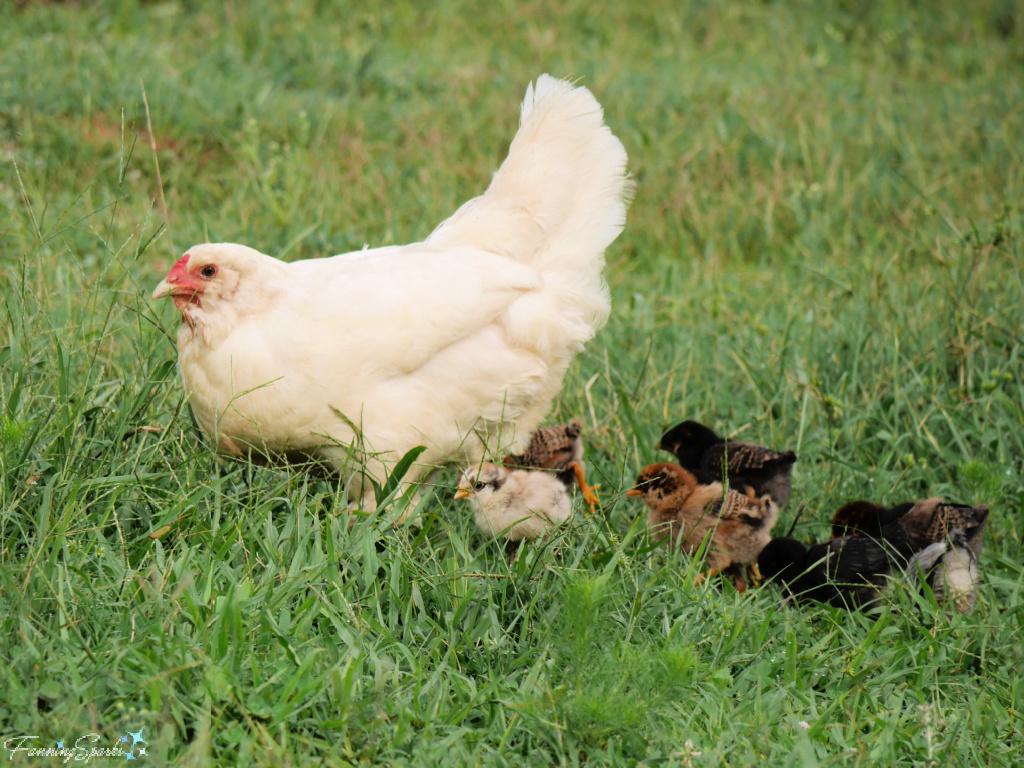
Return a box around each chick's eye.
[474,481,486,491]
[200,265,217,279]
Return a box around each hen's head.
[152,243,274,320]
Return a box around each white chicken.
[152,75,630,512]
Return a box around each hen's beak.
[152,279,174,300]
[153,252,197,302]
[625,488,643,497]
[454,489,469,500]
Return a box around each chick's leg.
[505,539,522,565]
[693,568,721,588]
[730,566,749,593]
[568,461,601,513]
[695,566,748,592]
[695,551,734,589]
[746,563,762,587]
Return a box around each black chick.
[760,498,990,611]
[758,530,916,609]
[830,500,914,539]
[831,498,988,554]
[657,420,797,506]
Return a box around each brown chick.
[627,462,779,592]
[504,419,600,512]
[657,420,797,506]
[898,498,989,554]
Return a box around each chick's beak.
[454,488,469,500]
[625,488,643,497]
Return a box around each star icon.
[138,747,147,756]
[129,728,147,747]
[124,750,136,761]
[121,735,129,743]
[56,741,64,749]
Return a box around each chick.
[902,500,988,614]
[505,419,601,511]
[829,500,913,539]
[831,497,988,553]
[627,462,779,592]
[758,533,917,609]
[760,500,989,611]
[921,528,982,614]
[456,463,573,549]
[897,498,989,554]
[657,420,797,506]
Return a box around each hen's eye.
[474,481,486,491]
[200,265,218,279]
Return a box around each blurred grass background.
[1,0,1022,765]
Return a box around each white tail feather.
[428,75,631,356]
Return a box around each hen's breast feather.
[180,254,558,461]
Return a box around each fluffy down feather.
[628,462,779,592]
[152,75,630,511]
[456,463,572,542]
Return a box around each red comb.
[165,253,191,284]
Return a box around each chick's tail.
[428,74,632,356]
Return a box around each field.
[2,0,1023,765]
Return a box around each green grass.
[2,0,1023,765]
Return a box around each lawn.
[1,0,1023,765]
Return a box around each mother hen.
[152,75,631,512]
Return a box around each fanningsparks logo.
[3,728,148,763]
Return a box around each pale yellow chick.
[456,463,572,542]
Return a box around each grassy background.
[2,0,1023,765]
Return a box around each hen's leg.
[344,460,432,525]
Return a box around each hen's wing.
[286,244,541,375]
